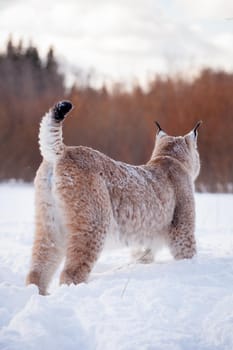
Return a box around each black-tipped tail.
[52,101,73,122]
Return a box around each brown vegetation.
[0,39,232,191]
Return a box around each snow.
[0,182,233,350]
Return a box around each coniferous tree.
[0,38,65,180]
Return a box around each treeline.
[0,39,232,192]
[0,39,65,180]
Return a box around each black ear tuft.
[154,120,167,137]
[193,120,202,137]
[154,121,162,132]
[53,101,73,122]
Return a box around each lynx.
[26,101,201,295]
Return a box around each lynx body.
[26,101,201,295]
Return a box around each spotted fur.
[26,101,201,295]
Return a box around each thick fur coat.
[26,101,201,295]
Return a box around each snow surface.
[0,182,233,350]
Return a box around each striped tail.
[39,101,73,163]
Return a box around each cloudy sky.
[0,0,233,86]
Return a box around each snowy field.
[0,182,233,350]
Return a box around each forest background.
[0,39,232,192]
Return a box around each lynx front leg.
[167,195,196,260]
[131,247,154,264]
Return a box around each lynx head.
[151,121,202,180]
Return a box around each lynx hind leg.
[59,174,111,286]
[26,163,65,295]
[131,247,155,264]
[60,222,107,285]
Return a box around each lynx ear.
[193,121,202,138]
[154,121,167,137]
[186,120,202,141]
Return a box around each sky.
[0,0,233,87]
